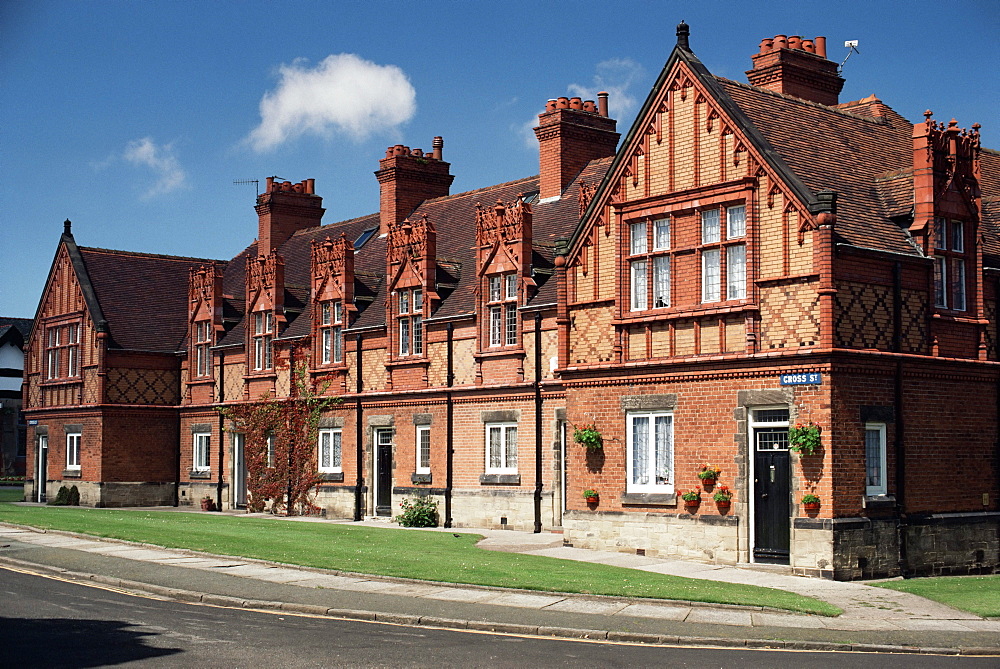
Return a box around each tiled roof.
[980,149,1000,266]
[718,78,917,255]
[0,317,33,339]
[78,247,224,352]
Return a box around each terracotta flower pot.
[684,499,699,509]
[585,495,599,504]
[716,500,731,511]
[803,502,820,512]
[700,478,716,487]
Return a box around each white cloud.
[520,58,646,149]
[122,137,187,198]
[247,54,416,152]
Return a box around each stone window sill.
[189,470,211,479]
[319,472,344,483]
[479,473,520,485]
[411,473,432,484]
[61,469,81,478]
[863,494,895,510]
[621,492,676,507]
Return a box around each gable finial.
[676,21,690,51]
[63,219,72,236]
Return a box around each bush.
[68,485,80,506]
[395,496,439,527]
[49,486,70,506]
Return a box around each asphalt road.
[2,566,997,668]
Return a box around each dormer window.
[252,311,274,371]
[396,289,423,356]
[488,274,518,346]
[193,321,212,378]
[45,322,80,380]
[320,301,343,364]
[933,218,967,311]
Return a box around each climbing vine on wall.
[219,349,339,515]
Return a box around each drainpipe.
[445,322,454,528]
[533,311,543,534]
[354,333,364,521]
[895,359,908,575]
[216,348,225,511]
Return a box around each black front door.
[375,429,393,516]
[752,411,790,564]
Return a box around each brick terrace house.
[0,317,32,476]
[24,24,999,579]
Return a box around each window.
[66,430,81,470]
[194,321,211,377]
[933,218,969,311]
[252,311,274,371]
[485,422,517,474]
[416,425,431,474]
[865,423,887,496]
[318,428,342,473]
[45,323,80,380]
[626,412,673,493]
[396,289,423,356]
[193,432,211,472]
[320,301,343,364]
[266,433,275,468]
[487,275,518,347]
[628,219,670,311]
[700,205,746,304]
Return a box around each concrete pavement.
[1,509,998,654]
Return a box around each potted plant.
[573,424,603,451]
[681,488,701,509]
[801,493,820,512]
[200,496,216,512]
[713,485,733,511]
[697,465,721,486]
[788,421,822,455]
[582,489,599,503]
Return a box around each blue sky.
[3,0,998,318]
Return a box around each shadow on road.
[2,615,183,667]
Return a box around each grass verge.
[0,488,24,503]
[0,503,840,616]
[873,575,1000,618]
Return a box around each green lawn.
[0,503,840,616]
[873,575,1000,618]
[0,488,24,503]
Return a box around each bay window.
[397,289,423,356]
[487,274,518,347]
[320,301,343,364]
[933,217,968,311]
[252,311,273,371]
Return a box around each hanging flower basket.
[681,488,700,509]
[801,493,820,513]
[582,489,599,504]
[573,424,603,451]
[788,422,822,455]
[697,465,721,486]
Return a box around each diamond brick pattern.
[760,282,820,348]
[105,368,179,405]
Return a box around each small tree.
[220,350,339,515]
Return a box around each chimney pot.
[557,97,569,109]
[305,178,315,194]
[788,35,802,50]
[432,136,443,160]
[759,38,773,54]
[569,97,583,110]
[597,91,609,117]
[802,39,815,53]
[773,34,788,50]
[814,36,827,58]
[583,100,596,113]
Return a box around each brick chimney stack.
[255,178,325,254]
[746,34,845,106]
[534,94,619,201]
[375,138,454,235]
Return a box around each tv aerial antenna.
[233,179,260,196]
[839,40,860,75]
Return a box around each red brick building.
[24,23,999,579]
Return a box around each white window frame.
[416,425,431,474]
[486,274,518,348]
[252,311,273,371]
[318,428,342,473]
[653,256,670,308]
[485,422,518,475]
[193,432,211,472]
[865,422,888,496]
[626,411,673,493]
[727,243,746,300]
[399,317,411,356]
[630,260,647,311]
[701,209,721,244]
[702,248,721,302]
[630,221,648,255]
[653,217,671,251]
[726,205,746,239]
[934,255,948,308]
[66,430,81,470]
[266,433,275,468]
[952,258,966,311]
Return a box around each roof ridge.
[78,246,228,264]
[420,175,539,206]
[716,76,899,126]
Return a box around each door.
[35,435,48,503]
[752,408,790,564]
[375,428,393,517]
[233,433,247,508]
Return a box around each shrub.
[68,485,80,506]
[572,424,603,450]
[49,486,70,506]
[395,496,439,527]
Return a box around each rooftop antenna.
[839,40,860,75]
[233,178,260,196]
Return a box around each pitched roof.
[0,318,32,349]
[77,247,224,352]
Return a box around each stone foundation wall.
[563,510,740,564]
[34,480,176,508]
[448,488,556,532]
[315,486,361,519]
[829,513,1000,580]
[789,520,835,578]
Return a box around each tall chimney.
[255,178,325,254]
[534,93,619,201]
[375,139,454,235]
[746,34,845,106]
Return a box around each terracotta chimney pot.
[814,36,827,58]
[597,91,609,117]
